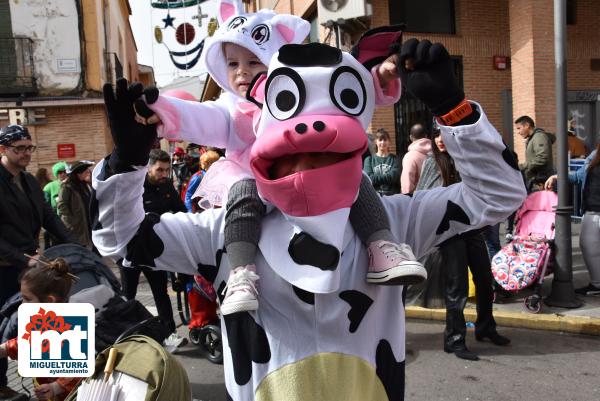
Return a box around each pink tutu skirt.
[193,157,254,209]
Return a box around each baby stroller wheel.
[190,324,223,364]
[524,295,542,313]
[189,327,202,345]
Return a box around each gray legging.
[580,211,600,287]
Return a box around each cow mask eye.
[265,67,305,121]
[330,66,366,116]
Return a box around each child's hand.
[34,383,55,401]
[377,54,400,87]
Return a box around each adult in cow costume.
[93,35,525,400]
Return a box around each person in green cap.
[43,161,68,214]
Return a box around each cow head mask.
[248,43,381,217]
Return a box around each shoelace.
[222,269,260,297]
[379,242,413,262]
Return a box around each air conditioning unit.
[317,0,372,25]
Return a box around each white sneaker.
[163,333,188,353]
[366,241,427,285]
[220,265,259,315]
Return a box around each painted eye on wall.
[251,24,270,45]
[329,66,366,116]
[228,16,247,30]
[265,67,305,121]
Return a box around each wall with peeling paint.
[9,0,81,95]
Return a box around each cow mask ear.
[246,72,268,108]
[217,0,244,25]
[351,24,405,71]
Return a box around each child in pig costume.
[94,37,525,400]
[139,1,426,316]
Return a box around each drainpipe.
[545,0,582,309]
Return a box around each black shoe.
[574,283,600,296]
[0,386,28,401]
[475,330,511,346]
[444,343,479,361]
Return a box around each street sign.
[57,144,76,159]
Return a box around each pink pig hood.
[200,0,310,96]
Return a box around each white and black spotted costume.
[93,42,526,401]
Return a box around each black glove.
[398,39,464,117]
[103,78,158,171]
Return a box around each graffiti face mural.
[152,0,213,70]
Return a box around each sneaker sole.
[367,262,427,285]
[220,299,259,315]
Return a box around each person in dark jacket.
[363,128,400,196]
[0,124,73,399]
[58,161,95,248]
[119,149,188,350]
[514,115,556,192]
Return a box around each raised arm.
[384,39,526,257]
[93,78,224,275]
[385,107,525,258]
[144,93,233,148]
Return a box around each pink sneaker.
[366,240,427,285]
[220,265,259,315]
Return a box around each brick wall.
[28,104,111,174]
[567,0,600,90]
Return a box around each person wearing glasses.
[0,124,73,400]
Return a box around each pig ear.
[271,15,311,44]
[350,24,404,71]
[217,0,244,25]
[246,72,268,108]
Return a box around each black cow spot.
[293,285,315,305]
[226,391,233,401]
[224,312,271,386]
[196,249,226,284]
[90,191,103,231]
[217,281,227,304]
[376,340,405,401]
[288,232,340,270]
[339,290,373,333]
[436,200,471,235]
[125,213,164,267]
[501,146,519,171]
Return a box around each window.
[567,0,576,25]
[389,0,456,34]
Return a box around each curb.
[405,306,600,336]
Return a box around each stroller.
[172,274,222,364]
[65,334,191,401]
[491,190,557,313]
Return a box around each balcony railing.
[104,52,124,86]
[0,37,36,96]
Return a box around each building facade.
[0,0,141,173]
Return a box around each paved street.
[173,318,600,401]
[7,266,600,401]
